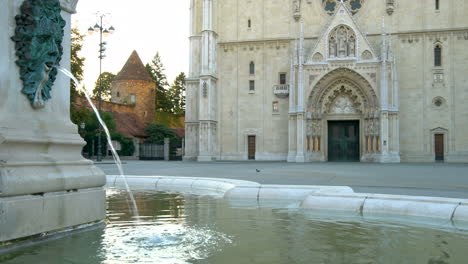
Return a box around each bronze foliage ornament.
[11,0,66,109]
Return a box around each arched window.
[248,19,251,28]
[434,45,442,67]
[435,0,440,10]
[249,61,255,75]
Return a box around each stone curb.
[107,175,468,228]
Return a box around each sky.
[72,0,190,92]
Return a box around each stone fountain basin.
[108,175,468,230]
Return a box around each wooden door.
[435,134,444,161]
[248,136,256,160]
[328,121,360,162]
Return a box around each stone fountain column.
[0,0,106,242]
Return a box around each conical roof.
[114,50,153,82]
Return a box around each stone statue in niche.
[329,25,356,58]
[329,37,336,57]
[337,27,347,57]
[11,0,65,109]
[348,36,356,57]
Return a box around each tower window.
[249,61,255,75]
[116,92,120,97]
[249,80,255,91]
[248,19,251,28]
[130,94,136,104]
[279,73,287,85]
[435,0,440,10]
[434,45,442,67]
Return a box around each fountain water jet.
[58,67,139,218]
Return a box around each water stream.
[58,67,139,218]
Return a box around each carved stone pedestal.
[0,0,106,242]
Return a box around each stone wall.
[111,80,156,124]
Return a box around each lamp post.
[87,13,115,162]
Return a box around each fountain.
[0,0,106,242]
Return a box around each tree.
[145,52,172,112]
[92,72,116,101]
[70,27,85,102]
[169,72,186,115]
[74,108,135,156]
[144,123,176,144]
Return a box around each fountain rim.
[108,175,468,230]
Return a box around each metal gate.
[139,143,164,160]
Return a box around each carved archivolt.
[308,68,378,114]
[329,25,356,58]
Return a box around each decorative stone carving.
[361,50,373,60]
[312,52,324,62]
[11,0,66,109]
[293,0,301,21]
[329,25,356,58]
[386,0,395,15]
[202,81,208,97]
[432,96,446,108]
[322,0,365,15]
[307,68,379,135]
[330,95,357,114]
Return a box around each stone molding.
[60,0,79,14]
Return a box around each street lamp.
[87,12,115,162]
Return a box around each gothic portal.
[185,0,468,163]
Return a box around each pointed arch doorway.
[306,68,380,162]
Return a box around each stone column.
[0,0,106,242]
[197,0,218,162]
[133,138,140,159]
[379,18,400,163]
[184,0,201,161]
[295,23,305,162]
[164,138,170,161]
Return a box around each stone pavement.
[97,161,468,199]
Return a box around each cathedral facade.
[184,0,468,163]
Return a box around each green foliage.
[145,52,186,115]
[154,111,185,128]
[72,108,134,157]
[168,72,186,115]
[111,132,135,156]
[144,123,176,144]
[92,72,116,101]
[70,27,85,100]
[145,52,172,112]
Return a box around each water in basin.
[1,190,468,264]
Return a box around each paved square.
[98,161,468,199]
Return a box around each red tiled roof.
[114,50,153,82]
[171,128,185,138]
[112,112,148,138]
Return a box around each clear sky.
[72,0,190,92]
